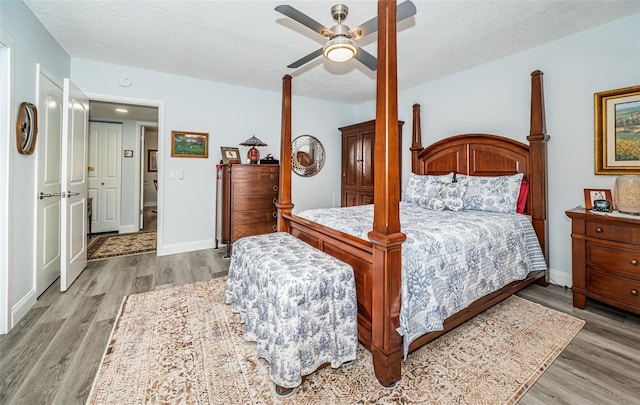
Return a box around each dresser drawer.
[586,221,640,244]
[231,165,279,180]
[587,268,640,308]
[232,222,277,240]
[586,243,640,278]
[232,181,279,196]
[232,208,277,225]
[233,195,277,210]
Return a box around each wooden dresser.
[339,120,403,207]
[216,164,279,255]
[566,208,640,314]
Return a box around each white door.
[88,122,122,233]
[60,79,88,291]
[35,69,63,297]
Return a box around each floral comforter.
[297,202,547,355]
[226,232,358,388]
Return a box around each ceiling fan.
[275,1,416,71]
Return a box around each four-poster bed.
[275,1,549,387]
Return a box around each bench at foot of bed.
[225,232,358,394]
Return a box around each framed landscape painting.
[594,85,640,174]
[171,131,209,158]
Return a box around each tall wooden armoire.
[339,120,403,207]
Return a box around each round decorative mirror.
[291,135,325,177]
[16,102,38,155]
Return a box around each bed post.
[410,103,424,174]
[527,70,550,282]
[367,0,406,387]
[277,75,294,231]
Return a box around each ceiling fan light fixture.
[323,37,357,63]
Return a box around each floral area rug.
[87,277,584,404]
[87,231,156,261]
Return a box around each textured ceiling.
[24,0,640,106]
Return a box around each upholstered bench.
[225,232,357,396]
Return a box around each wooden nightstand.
[566,208,640,314]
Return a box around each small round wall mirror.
[292,135,325,177]
[16,102,38,155]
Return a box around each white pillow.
[456,173,523,213]
[404,172,454,203]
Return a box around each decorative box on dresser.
[566,208,640,315]
[339,120,403,207]
[216,164,279,255]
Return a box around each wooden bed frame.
[275,1,550,387]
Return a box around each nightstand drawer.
[588,268,640,308]
[587,243,640,277]
[586,221,640,244]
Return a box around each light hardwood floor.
[1,251,639,404]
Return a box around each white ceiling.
[24,0,640,107]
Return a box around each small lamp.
[239,135,267,164]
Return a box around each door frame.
[86,93,164,254]
[0,34,14,334]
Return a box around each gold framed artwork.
[594,84,640,174]
[220,146,241,164]
[171,131,208,158]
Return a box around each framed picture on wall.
[148,149,158,172]
[171,131,209,158]
[594,84,640,174]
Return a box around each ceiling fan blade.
[348,0,417,40]
[287,48,323,69]
[275,5,334,37]
[355,48,377,71]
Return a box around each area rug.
[87,231,156,261]
[87,278,585,404]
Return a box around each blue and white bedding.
[297,202,547,355]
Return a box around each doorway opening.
[87,100,159,242]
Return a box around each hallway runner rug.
[87,277,585,404]
[87,231,156,261]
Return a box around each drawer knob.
[273,185,279,192]
[272,224,277,231]
[595,227,603,233]
[272,211,277,218]
[631,259,638,266]
[632,289,639,297]
[270,174,275,179]
[272,198,277,204]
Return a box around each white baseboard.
[158,238,216,256]
[11,288,36,328]
[548,267,572,288]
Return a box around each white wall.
[71,59,357,254]
[0,0,70,327]
[358,13,640,287]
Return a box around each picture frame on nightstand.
[583,188,613,210]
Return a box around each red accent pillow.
[517,179,529,214]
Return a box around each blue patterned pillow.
[457,173,524,213]
[404,172,453,203]
[412,195,445,211]
[438,182,466,211]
